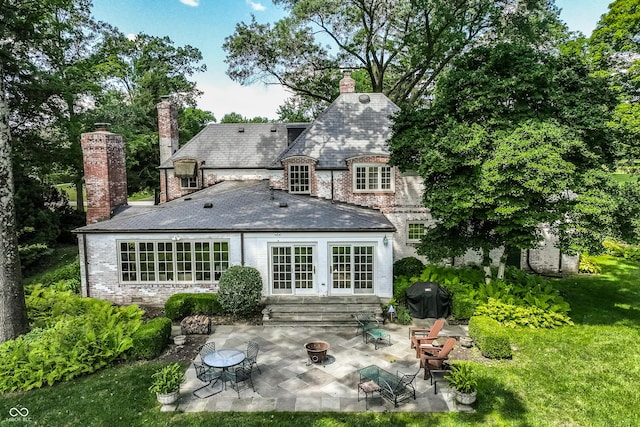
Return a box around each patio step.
[262,296,384,327]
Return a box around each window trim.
[407,222,427,243]
[180,176,198,189]
[352,163,394,193]
[288,164,311,194]
[118,239,229,284]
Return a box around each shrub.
[1,293,143,392]
[395,305,412,325]
[164,293,223,321]
[475,298,574,329]
[392,275,413,304]
[19,244,54,273]
[451,294,477,320]
[603,238,640,261]
[164,294,192,321]
[393,257,425,278]
[218,265,263,315]
[468,315,513,359]
[128,317,172,360]
[579,255,602,274]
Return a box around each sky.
[91,0,613,121]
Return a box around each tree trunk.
[0,66,29,343]
[75,177,84,212]
[497,247,509,281]
[481,249,493,284]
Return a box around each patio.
[165,320,472,413]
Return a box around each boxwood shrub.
[218,265,263,315]
[164,293,222,321]
[468,315,513,359]
[127,317,172,360]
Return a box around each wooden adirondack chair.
[410,318,445,358]
[419,337,456,380]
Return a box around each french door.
[271,245,315,295]
[330,244,375,295]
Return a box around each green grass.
[611,172,638,185]
[2,255,639,426]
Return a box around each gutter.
[81,234,90,298]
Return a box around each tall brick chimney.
[339,71,356,94]
[157,95,179,165]
[80,123,128,224]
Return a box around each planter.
[156,390,179,405]
[173,335,186,346]
[454,389,477,405]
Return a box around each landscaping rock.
[180,315,211,335]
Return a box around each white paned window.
[289,164,310,194]
[118,240,229,284]
[407,222,427,243]
[353,164,393,192]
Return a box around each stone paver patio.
[164,320,472,413]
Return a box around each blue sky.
[91,0,613,120]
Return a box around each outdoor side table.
[365,328,391,350]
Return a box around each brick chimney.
[80,123,128,224]
[157,95,179,165]
[339,71,356,94]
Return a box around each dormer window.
[353,163,394,192]
[180,177,198,189]
[289,164,310,194]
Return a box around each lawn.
[1,255,638,427]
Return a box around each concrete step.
[262,296,384,327]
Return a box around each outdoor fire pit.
[305,341,330,366]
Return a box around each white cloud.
[246,0,266,12]
[179,0,199,7]
[196,79,290,121]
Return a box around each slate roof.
[159,123,308,169]
[75,180,396,233]
[274,93,400,169]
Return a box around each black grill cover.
[405,281,452,319]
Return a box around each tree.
[224,0,562,112]
[220,112,269,123]
[93,32,207,192]
[389,41,619,280]
[179,107,216,143]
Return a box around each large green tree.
[224,0,563,113]
[93,32,207,192]
[389,41,620,279]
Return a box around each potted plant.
[148,363,184,405]
[445,361,478,405]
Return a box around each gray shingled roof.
[274,93,400,169]
[75,180,396,233]
[159,123,308,169]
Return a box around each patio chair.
[410,318,445,358]
[419,337,456,380]
[227,360,255,398]
[198,341,216,362]
[354,312,379,339]
[192,361,222,398]
[379,367,420,407]
[245,341,261,374]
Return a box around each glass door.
[271,245,315,295]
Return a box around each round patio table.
[203,349,245,369]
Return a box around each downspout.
[241,232,245,265]
[331,170,334,202]
[82,234,90,298]
[163,169,168,202]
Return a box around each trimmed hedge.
[393,257,425,278]
[164,293,222,321]
[218,265,263,315]
[468,315,513,359]
[127,317,172,360]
